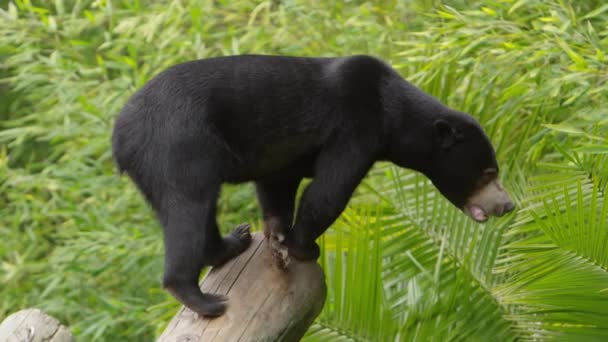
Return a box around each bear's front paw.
[211,223,252,267]
[285,238,320,261]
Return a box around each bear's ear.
[433,119,457,149]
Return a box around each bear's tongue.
[469,205,488,222]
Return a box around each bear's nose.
[503,201,515,214]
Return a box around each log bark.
[0,308,73,342]
[158,233,326,342]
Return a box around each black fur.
[112,55,498,316]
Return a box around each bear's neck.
[380,78,452,177]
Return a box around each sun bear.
[112,55,514,317]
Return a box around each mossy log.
[158,233,327,342]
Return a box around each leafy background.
[1,0,607,340]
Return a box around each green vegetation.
[1,0,607,340]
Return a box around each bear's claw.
[269,232,291,269]
[195,293,228,318]
[232,223,252,241]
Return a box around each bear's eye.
[480,168,498,183]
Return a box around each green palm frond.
[310,206,399,341]
[379,167,516,341]
[310,152,607,340]
[493,149,608,340]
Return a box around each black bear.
[112,55,514,317]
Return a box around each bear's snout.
[496,201,515,216]
[465,180,514,222]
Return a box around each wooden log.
[0,308,74,342]
[159,232,326,342]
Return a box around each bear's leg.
[161,185,251,317]
[286,145,374,261]
[256,177,301,267]
[255,177,301,240]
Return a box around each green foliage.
[1,0,606,341]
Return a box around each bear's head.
[426,112,514,222]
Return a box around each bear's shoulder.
[323,55,396,106]
[326,55,392,82]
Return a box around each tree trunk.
[0,308,74,342]
[158,233,326,342]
